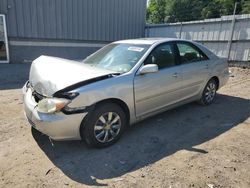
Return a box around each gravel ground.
[0,64,250,188]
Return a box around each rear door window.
[177,42,208,64]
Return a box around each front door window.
[144,43,176,69]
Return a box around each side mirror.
[139,64,158,75]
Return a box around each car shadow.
[32,94,250,186]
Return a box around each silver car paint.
[134,65,183,117]
[30,55,115,97]
[23,38,229,140]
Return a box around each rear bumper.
[23,84,86,140]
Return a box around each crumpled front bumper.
[23,83,87,140]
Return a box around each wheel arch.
[94,98,130,124]
[80,98,131,139]
[210,76,220,90]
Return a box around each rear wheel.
[199,79,218,105]
[81,103,126,148]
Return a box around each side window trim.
[173,42,181,65]
[176,41,209,64]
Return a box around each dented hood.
[29,56,115,97]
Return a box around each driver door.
[134,42,183,118]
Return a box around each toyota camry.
[23,38,229,147]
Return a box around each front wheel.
[199,79,218,105]
[81,103,126,148]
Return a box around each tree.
[241,0,250,14]
[201,1,222,19]
[217,0,236,15]
[166,0,204,22]
[146,0,250,24]
[147,0,167,24]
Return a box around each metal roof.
[0,0,147,41]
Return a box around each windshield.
[83,43,150,73]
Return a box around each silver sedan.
[23,38,229,147]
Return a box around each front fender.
[65,74,137,124]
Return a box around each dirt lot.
[0,64,250,188]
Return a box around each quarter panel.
[209,58,229,89]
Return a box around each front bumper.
[23,84,87,140]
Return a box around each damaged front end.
[24,81,73,114]
[26,55,119,115]
[25,73,117,115]
[29,55,118,97]
[22,55,122,140]
[23,80,87,140]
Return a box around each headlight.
[37,98,71,114]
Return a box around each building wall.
[146,14,250,62]
[0,0,147,62]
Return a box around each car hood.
[29,55,116,97]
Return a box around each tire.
[199,78,218,106]
[81,103,126,148]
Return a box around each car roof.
[113,38,217,60]
[114,38,191,45]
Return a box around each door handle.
[172,73,178,77]
[205,64,209,69]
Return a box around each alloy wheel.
[205,82,216,103]
[94,112,121,143]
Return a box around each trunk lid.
[29,55,115,97]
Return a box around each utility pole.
[179,22,183,39]
[227,2,238,61]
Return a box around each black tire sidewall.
[81,103,126,148]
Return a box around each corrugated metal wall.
[146,15,250,62]
[0,0,146,41]
[0,0,146,62]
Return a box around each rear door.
[176,41,210,100]
[134,42,182,118]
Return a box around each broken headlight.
[37,98,71,114]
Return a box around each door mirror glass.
[139,64,158,75]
